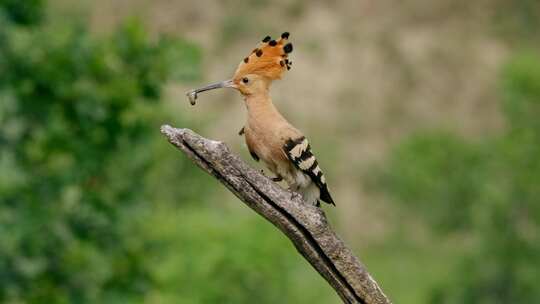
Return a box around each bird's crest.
[233,32,293,81]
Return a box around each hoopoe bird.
[187,32,335,207]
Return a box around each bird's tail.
[298,183,322,206]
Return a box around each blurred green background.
[0,0,539,303]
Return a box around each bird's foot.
[238,127,245,136]
[271,176,283,182]
[259,170,283,182]
[290,191,302,200]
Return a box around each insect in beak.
[186,79,236,105]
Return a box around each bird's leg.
[259,170,283,182]
[288,185,302,200]
[272,175,283,182]
[290,191,302,200]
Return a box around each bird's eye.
[242,77,249,84]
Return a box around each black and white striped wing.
[284,136,335,205]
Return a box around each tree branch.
[160,125,392,304]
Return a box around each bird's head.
[187,32,293,103]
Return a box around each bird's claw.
[259,170,282,182]
[290,191,302,200]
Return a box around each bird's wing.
[283,136,335,205]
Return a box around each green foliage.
[377,52,540,303]
[0,3,338,304]
[0,0,44,25]
[378,132,484,232]
[502,52,540,134]
[143,207,334,304]
[0,8,205,303]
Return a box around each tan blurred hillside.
[4,1,537,303]
[53,0,525,245]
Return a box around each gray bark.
[160,125,392,304]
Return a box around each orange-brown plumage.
[233,34,292,82]
[187,32,334,206]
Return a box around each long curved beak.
[186,79,236,105]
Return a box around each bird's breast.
[245,126,282,159]
[245,125,291,174]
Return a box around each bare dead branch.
[160,125,392,304]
